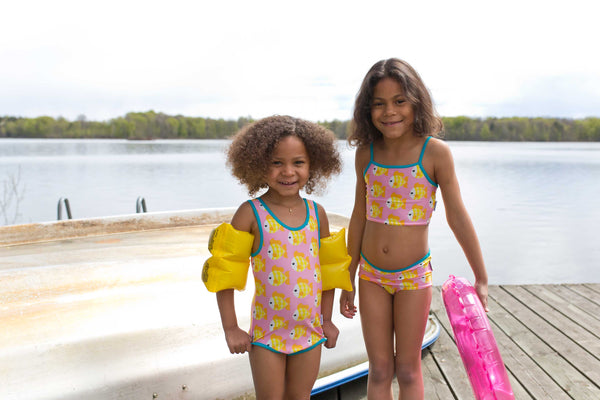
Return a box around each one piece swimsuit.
[248,198,326,355]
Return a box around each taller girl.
[340,58,489,399]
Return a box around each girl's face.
[265,135,310,198]
[370,77,415,139]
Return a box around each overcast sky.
[1,0,599,122]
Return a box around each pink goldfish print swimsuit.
[361,136,437,292]
[248,197,326,355]
[358,251,433,293]
[364,136,437,226]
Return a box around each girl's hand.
[322,320,339,349]
[339,286,357,319]
[474,280,489,312]
[224,326,252,354]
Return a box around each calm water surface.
[1,139,599,285]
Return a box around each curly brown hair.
[349,58,444,147]
[227,115,342,196]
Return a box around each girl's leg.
[284,344,322,400]
[359,278,395,400]
[393,287,432,400]
[249,345,286,400]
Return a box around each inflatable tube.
[441,275,515,400]
[202,223,253,292]
[320,228,353,291]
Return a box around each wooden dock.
[313,283,600,400]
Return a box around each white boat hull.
[0,209,438,400]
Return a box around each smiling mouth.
[279,180,297,186]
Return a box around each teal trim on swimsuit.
[252,338,326,355]
[419,137,437,187]
[313,200,321,248]
[258,197,310,230]
[248,200,262,257]
[418,136,432,164]
[360,250,431,273]
[364,137,438,187]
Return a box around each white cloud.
[1,0,599,121]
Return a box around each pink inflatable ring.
[441,275,515,400]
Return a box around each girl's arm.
[340,146,369,318]
[317,204,339,348]
[216,289,252,354]
[215,202,255,354]
[433,139,489,310]
[321,289,338,348]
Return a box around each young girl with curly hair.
[207,115,347,399]
[339,59,489,399]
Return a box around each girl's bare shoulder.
[230,200,255,233]
[354,144,371,170]
[426,137,453,162]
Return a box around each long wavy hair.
[349,58,444,147]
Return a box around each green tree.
[479,123,491,141]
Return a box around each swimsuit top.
[247,197,326,354]
[364,136,438,226]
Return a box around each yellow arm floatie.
[202,223,254,292]
[320,228,353,291]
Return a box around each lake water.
[1,139,599,285]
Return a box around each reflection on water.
[436,142,600,286]
[1,139,599,285]
[0,138,227,157]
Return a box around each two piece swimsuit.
[359,136,437,294]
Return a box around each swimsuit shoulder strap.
[363,143,375,178]
[418,136,433,165]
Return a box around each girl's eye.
[295,160,305,165]
[372,102,383,108]
[396,99,405,105]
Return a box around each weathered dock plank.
[421,347,455,399]
[568,283,600,303]
[486,288,572,399]
[509,285,600,378]
[490,285,600,399]
[554,284,600,326]
[527,284,600,341]
[317,283,600,400]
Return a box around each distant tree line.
[1,111,599,141]
[442,116,600,141]
[0,112,254,140]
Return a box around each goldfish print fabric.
[248,198,325,354]
[358,252,433,294]
[365,137,438,226]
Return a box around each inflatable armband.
[202,223,254,292]
[442,275,515,400]
[320,228,352,291]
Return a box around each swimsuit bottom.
[358,251,433,294]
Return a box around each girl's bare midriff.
[361,221,429,270]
